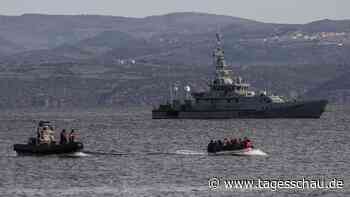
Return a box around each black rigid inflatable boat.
[13,120,84,155]
[13,138,83,155]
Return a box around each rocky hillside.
[1,13,350,66]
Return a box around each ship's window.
[235,98,239,103]
[227,99,231,103]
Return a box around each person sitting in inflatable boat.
[207,137,253,153]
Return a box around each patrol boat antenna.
[211,33,250,96]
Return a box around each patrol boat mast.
[210,33,250,96]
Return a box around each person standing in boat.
[60,129,67,144]
[69,129,76,143]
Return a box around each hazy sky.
[1,0,348,24]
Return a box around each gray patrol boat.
[152,34,328,119]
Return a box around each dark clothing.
[215,140,223,152]
[60,131,67,145]
[208,137,255,153]
[207,141,215,153]
[36,128,41,144]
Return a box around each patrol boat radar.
[152,33,328,119]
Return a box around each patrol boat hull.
[13,142,84,155]
[152,100,328,119]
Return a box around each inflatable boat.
[14,139,83,155]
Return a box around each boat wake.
[241,149,268,156]
[81,150,127,156]
[60,152,91,158]
[72,152,90,157]
[63,148,268,157]
[228,148,268,156]
[82,150,207,157]
[172,149,206,156]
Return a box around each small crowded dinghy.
[207,137,267,156]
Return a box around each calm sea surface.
[0,106,349,196]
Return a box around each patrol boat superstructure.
[152,34,328,119]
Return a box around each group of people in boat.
[36,125,77,145]
[59,129,77,145]
[207,137,253,153]
[14,121,83,155]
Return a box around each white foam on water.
[8,151,18,157]
[243,149,268,156]
[64,152,90,157]
[174,149,206,155]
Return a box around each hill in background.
[0,12,350,108]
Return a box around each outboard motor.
[207,141,215,153]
